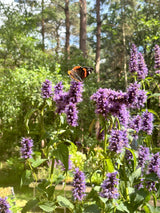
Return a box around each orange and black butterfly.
[68,66,93,82]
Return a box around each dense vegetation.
[0,0,160,212]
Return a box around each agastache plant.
[72,168,86,201]
[154,44,160,74]
[100,172,119,199]
[41,79,53,98]
[0,197,11,213]
[109,129,128,153]
[20,137,33,159]
[53,81,83,126]
[141,111,153,135]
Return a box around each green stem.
[103,125,107,178]
[28,160,37,182]
[50,157,55,184]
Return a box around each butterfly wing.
[68,66,83,82]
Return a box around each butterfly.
[68,66,93,82]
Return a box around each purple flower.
[148,152,160,178]
[129,115,142,133]
[72,168,86,201]
[65,103,78,127]
[68,81,83,104]
[41,79,53,98]
[109,130,128,153]
[138,145,150,171]
[126,82,147,109]
[125,149,133,163]
[53,81,83,127]
[129,44,139,74]
[90,88,127,118]
[20,137,33,159]
[146,181,157,192]
[118,105,130,127]
[54,92,69,114]
[0,197,11,213]
[137,52,148,79]
[141,111,153,135]
[154,44,160,70]
[54,82,63,96]
[100,172,119,199]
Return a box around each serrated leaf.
[39,201,56,212]
[116,202,130,213]
[129,167,141,184]
[31,159,47,168]
[84,204,101,213]
[57,195,74,210]
[106,158,114,173]
[22,199,39,213]
[53,143,69,171]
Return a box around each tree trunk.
[121,0,128,88]
[95,0,101,82]
[41,0,45,52]
[95,0,101,138]
[65,0,70,59]
[79,0,87,57]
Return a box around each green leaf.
[126,148,137,171]
[39,201,56,212]
[24,108,39,133]
[84,204,101,213]
[148,93,160,99]
[106,158,114,173]
[31,159,47,168]
[144,203,160,213]
[53,143,69,171]
[22,199,39,213]
[129,167,141,184]
[57,195,74,210]
[116,202,130,213]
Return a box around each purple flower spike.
[137,52,148,79]
[154,44,160,70]
[20,137,33,159]
[148,152,160,178]
[109,130,128,153]
[129,44,138,74]
[146,181,157,192]
[141,111,153,135]
[129,115,142,133]
[41,79,53,98]
[100,172,119,199]
[72,168,86,201]
[65,103,78,127]
[0,197,11,213]
[68,81,83,104]
[126,82,147,109]
[54,82,63,96]
[138,145,150,171]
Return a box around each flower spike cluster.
[20,137,33,159]
[109,129,128,153]
[41,79,53,98]
[72,168,86,201]
[100,172,119,199]
[53,81,83,126]
[0,197,11,213]
[154,44,160,74]
[129,44,148,79]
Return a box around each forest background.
[0,0,160,212]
